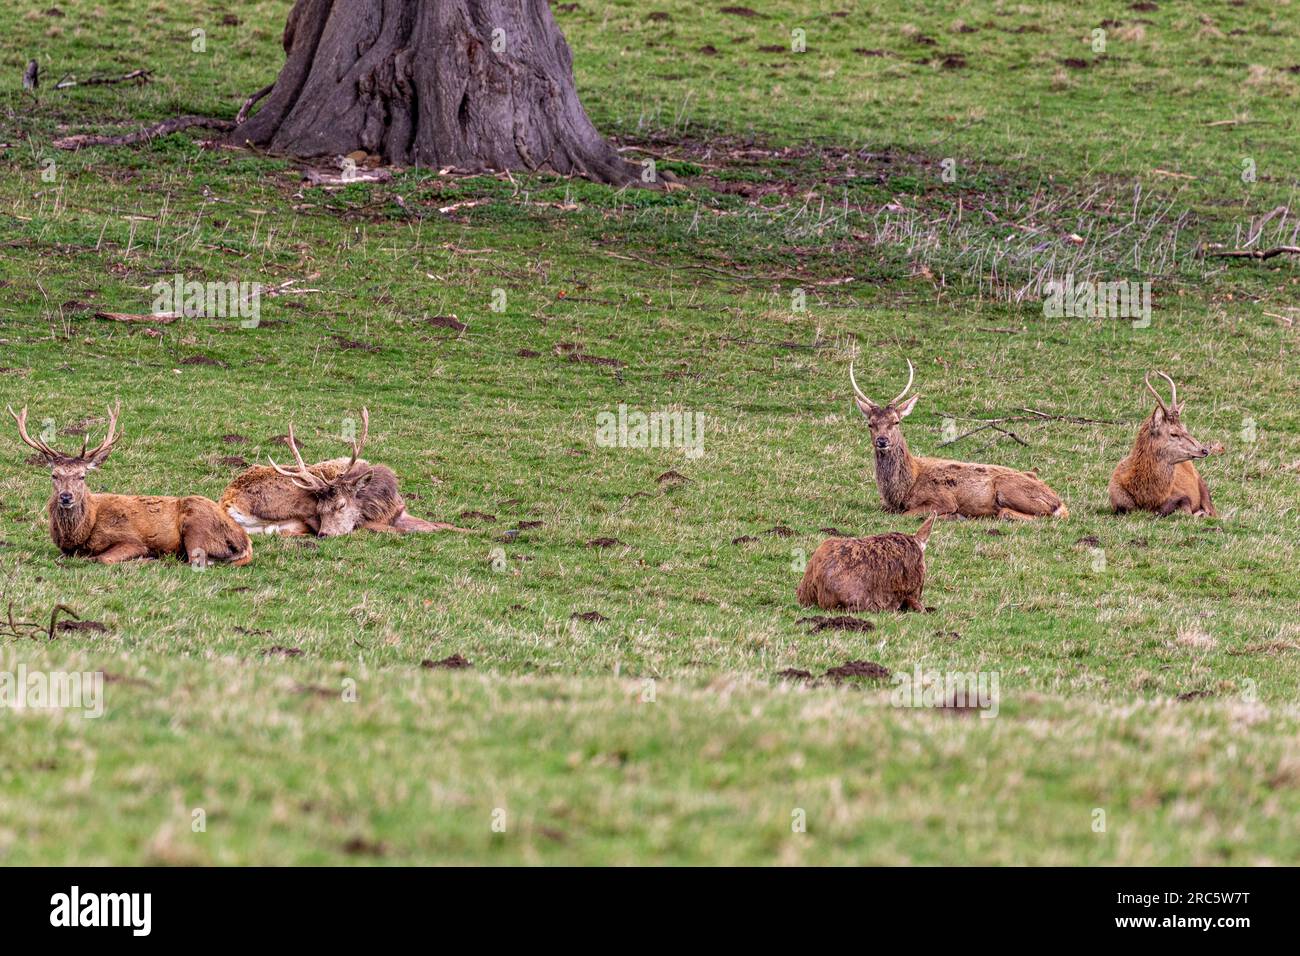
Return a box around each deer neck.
[873,438,919,511]
[49,494,97,551]
[1128,431,1177,499]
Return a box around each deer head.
[850,358,921,453]
[1142,372,1211,464]
[268,409,376,537]
[8,403,121,512]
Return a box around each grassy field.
[0,1,1298,864]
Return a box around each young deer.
[850,360,1068,520]
[221,409,467,537]
[1109,372,1216,517]
[797,513,936,611]
[8,404,252,566]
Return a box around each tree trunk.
[231,0,640,185]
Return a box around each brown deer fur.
[1109,372,1216,517]
[797,514,936,611]
[8,404,252,566]
[850,360,1068,520]
[220,410,467,537]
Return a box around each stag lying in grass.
[8,404,252,566]
[1109,372,1217,517]
[221,409,467,537]
[797,513,937,612]
[850,359,1069,520]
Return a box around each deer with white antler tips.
[8,403,253,565]
[221,408,468,538]
[850,358,1069,520]
[1109,371,1217,517]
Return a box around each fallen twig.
[1202,244,1300,261]
[53,115,234,150]
[54,68,152,90]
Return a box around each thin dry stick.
[53,115,235,150]
[1202,245,1300,261]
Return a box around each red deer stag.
[221,409,467,537]
[8,403,252,566]
[849,359,1069,520]
[797,513,936,611]
[1109,372,1216,517]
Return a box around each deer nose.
[58,492,74,505]
[874,437,889,449]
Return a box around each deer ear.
[896,393,921,419]
[914,512,937,549]
[853,396,876,419]
[85,446,114,470]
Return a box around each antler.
[848,361,877,409]
[1144,371,1175,415]
[83,402,122,461]
[341,407,370,476]
[7,405,60,460]
[268,422,328,492]
[890,359,915,408]
[1156,371,1178,410]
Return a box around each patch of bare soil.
[222,433,248,444]
[731,535,758,544]
[571,611,607,623]
[656,470,688,486]
[424,314,466,331]
[824,660,891,680]
[332,335,380,352]
[422,653,472,669]
[799,615,876,633]
[267,434,304,451]
[776,668,813,680]
[180,354,225,367]
[219,456,248,468]
[586,537,624,548]
[57,620,108,633]
[765,525,795,537]
[342,836,387,857]
[459,510,497,522]
[262,645,302,656]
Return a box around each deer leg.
[996,507,1037,521]
[392,511,472,533]
[1196,475,1217,518]
[903,506,961,520]
[93,542,152,564]
[268,520,311,536]
[1158,495,1192,517]
[901,595,926,612]
[360,520,400,534]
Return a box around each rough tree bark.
[230,0,641,185]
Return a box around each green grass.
[0,0,1297,864]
